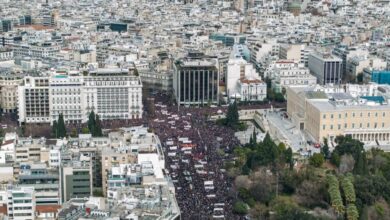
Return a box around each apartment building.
[12,42,60,59]
[18,76,50,124]
[266,60,317,93]
[0,48,13,61]
[1,186,36,220]
[14,137,49,163]
[0,73,23,113]
[59,161,92,204]
[18,163,60,205]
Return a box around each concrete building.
[279,44,306,63]
[173,55,219,105]
[266,60,317,93]
[49,75,83,124]
[18,76,50,124]
[287,85,390,146]
[371,70,390,85]
[308,52,343,85]
[59,161,92,204]
[0,186,36,220]
[72,50,96,64]
[18,69,143,124]
[18,162,60,205]
[226,55,266,101]
[0,72,23,113]
[0,48,13,61]
[12,42,60,59]
[83,69,143,120]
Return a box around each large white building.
[0,186,36,220]
[226,56,266,101]
[18,69,143,124]
[266,60,317,93]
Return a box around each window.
[339,114,341,119]
[375,112,378,117]
[367,123,370,128]
[383,112,386,117]
[338,124,341,130]
[331,114,334,119]
[344,123,347,128]
[374,123,377,128]
[323,125,326,130]
[345,113,348,118]
[352,123,355,128]
[330,125,333,130]
[323,114,326,119]
[360,112,363,117]
[352,112,355,117]
[368,112,370,117]
[360,123,362,128]
[382,123,385,128]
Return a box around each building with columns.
[287,84,390,145]
[173,55,219,105]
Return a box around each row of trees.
[87,111,103,137]
[316,135,390,219]
[230,133,390,219]
[52,113,67,138]
[51,111,103,138]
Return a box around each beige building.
[101,148,136,196]
[0,74,23,113]
[287,86,390,144]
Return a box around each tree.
[327,174,345,216]
[333,136,366,174]
[87,111,103,137]
[341,176,356,204]
[81,127,90,134]
[309,153,325,167]
[57,113,67,138]
[346,204,359,220]
[0,128,4,145]
[331,151,341,167]
[321,137,330,158]
[52,120,58,138]
[284,147,294,169]
[71,128,77,137]
[88,111,96,135]
[233,201,248,215]
[94,114,103,137]
[225,101,239,129]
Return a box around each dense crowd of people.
[146,93,243,219]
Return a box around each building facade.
[18,69,143,124]
[59,162,92,204]
[371,70,390,85]
[173,58,219,105]
[308,53,343,85]
[0,73,23,113]
[287,85,390,144]
[18,76,50,124]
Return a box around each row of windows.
[323,122,386,130]
[323,112,386,119]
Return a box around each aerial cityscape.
[0,0,389,219]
